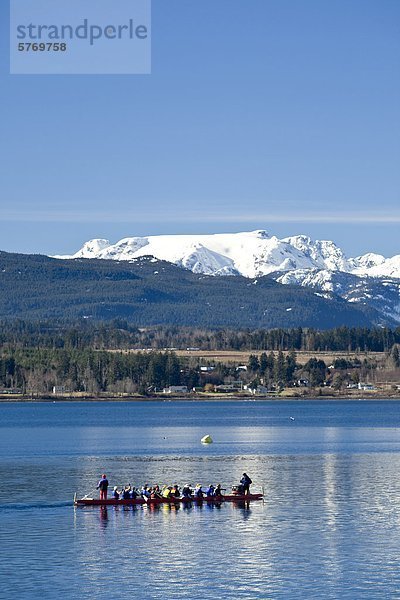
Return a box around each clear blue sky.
[1,0,399,257]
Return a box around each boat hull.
[74,493,263,506]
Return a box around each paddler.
[140,484,150,498]
[130,486,139,499]
[122,485,131,499]
[151,485,163,499]
[182,484,193,498]
[214,483,224,498]
[162,486,173,499]
[206,484,215,497]
[172,484,180,497]
[194,484,204,499]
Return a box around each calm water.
[2,400,400,599]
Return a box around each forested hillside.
[0,251,386,328]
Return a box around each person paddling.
[122,485,131,500]
[172,484,180,497]
[151,485,163,499]
[214,483,224,499]
[194,484,204,499]
[206,484,215,497]
[140,484,150,499]
[162,486,173,499]
[182,484,193,498]
[97,474,109,501]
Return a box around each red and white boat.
[74,492,263,507]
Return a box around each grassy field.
[122,348,386,366]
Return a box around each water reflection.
[99,506,108,529]
[4,402,400,598]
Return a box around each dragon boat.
[74,492,263,507]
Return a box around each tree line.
[1,320,400,352]
[0,348,196,395]
[0,343,399,395]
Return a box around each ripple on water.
[2,402,400,598]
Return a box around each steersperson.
[16,19,148,46]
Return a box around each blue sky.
[1,0,399,257]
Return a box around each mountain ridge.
[55,230,400,323]
[58,230,400,279]
[0,250,385,328]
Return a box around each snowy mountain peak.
[58,230,400,281]
[64,238,111,258]
[283,235,349,271]
[352,253,386,273]
[55,230,400,323]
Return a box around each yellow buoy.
[201,434,213,444]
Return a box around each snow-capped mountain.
[277,270,400,323]
[57,230,400,322]
[59,230,400,279]
[282,235,351,272]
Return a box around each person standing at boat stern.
[240,473,252,495]
[97,474,109,501]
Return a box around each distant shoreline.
[1,393,400,403]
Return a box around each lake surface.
[2,400,400,599]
